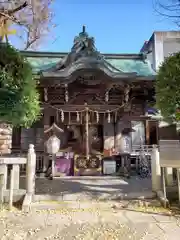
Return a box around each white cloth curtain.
[131,121,145,146]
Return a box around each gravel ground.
[0,200,180,240]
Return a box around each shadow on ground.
[20,176,153,200]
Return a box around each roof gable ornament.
[72,25,99,58]
[43,26,103,72]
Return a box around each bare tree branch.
[0,0,54,49]
[153,0,180,26]
[7,2,28,15]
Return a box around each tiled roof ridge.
[20,50,145,60]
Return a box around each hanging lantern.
[76,111,80,122]
[107,111,111,123]
[96,111,99,123]
[61,110,64,122]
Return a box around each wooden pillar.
[145,120,150,145]
[44,108,50,171]
[85,106,89,159]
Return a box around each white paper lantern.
[46,135,60,154]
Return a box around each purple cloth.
[55,157,72,176]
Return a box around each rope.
[43,101,128,114]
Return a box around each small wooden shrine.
[12,26,158,176]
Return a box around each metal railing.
[131,145,154,155]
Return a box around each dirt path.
[0,201,180,240]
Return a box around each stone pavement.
[21,176,155,200]
[0,201,180,239]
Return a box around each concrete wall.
[142,31,180,71]
[163,38,180,58]
[158,122,178,140]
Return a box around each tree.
[154,0,180,27]
[0,0,54,49]
[0,43,40,127]
[156,52,180,122]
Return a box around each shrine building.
[11,27,178,176]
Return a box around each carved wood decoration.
[105,90,109,102]
[74,154,102,176]
[124,84,131,103]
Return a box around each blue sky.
[11,0,180,53]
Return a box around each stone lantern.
[44,123,63,179]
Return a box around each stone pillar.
[0,124,12,154]
[165,168,173,186]
[151,145,161,191]
[0,164,7,190]
[0,174,4,203]
[13,165,20,190]
[26,144,36,195]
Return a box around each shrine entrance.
[62,124,104,155]
[44,107,109,176]
[12,26,156,178]
[41,24,155,177]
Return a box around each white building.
[140,31,180,138]
[140,31,180,71]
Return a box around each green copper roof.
[106,59,155,76]
[27,57,61,73]
[26,55,155,77]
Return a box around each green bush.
[156,52,180,122]
[0,43,40,127]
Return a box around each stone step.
[31,200,81,211]
[30,200,120,211]
[32,190,156,203]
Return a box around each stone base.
[3,189,26,203]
